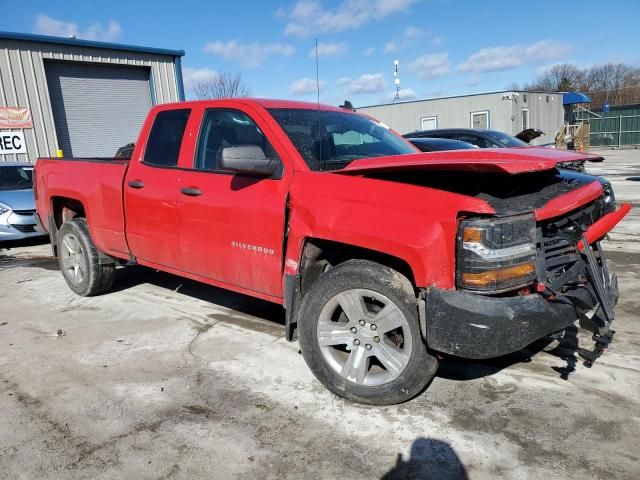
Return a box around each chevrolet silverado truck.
[35,99,630,405]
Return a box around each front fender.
[285,171,495,289]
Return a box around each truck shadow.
[0,236,50,250]
[436,324,580,382]
[109,265,286,325]
[109,265,579,381]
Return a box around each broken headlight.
[602,182,616,213]
[457,214,537,293]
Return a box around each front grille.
[539,199,604,285]
[11,224,37,233]
[11,209,35,216]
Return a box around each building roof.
[0,30,184,57]
[360,89,563,109]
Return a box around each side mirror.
[220,145,280,178]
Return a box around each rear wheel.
[298,260,438,405]
[57,218,115,296]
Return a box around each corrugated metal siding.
[45,61,152,157]
[518,92,564,145]
[0,38,180,163]
[359,91,564,145]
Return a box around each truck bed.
[35,157,131,259]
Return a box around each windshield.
[0,166,33,191]
[486,130,530,147]
[268,108,416,171]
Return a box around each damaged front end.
[426,197,630,365]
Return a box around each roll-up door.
[45,61,152,157]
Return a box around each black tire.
[57,218,115,296]
[298,260,438,405]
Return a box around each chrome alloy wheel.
[60,233,86,285]
[317,288,413,386]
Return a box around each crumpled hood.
[338,148,602,176]
[525,146,604,163]
[0,189,36,211]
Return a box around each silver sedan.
[0,162,47,241]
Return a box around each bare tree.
[586,63,630,92]
[519,62,640,107]
[525,64,586,92]
[192,72,252,99]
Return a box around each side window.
[144,109,191,167]
[195,109,281,171]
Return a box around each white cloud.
[290,77,326,95]
[182,68,219,90]
[403,26,424,41]
[310,41,347,57]
[336,76,351,85]
[363,47,375,56]
[384,42,398,54]
[466,76,480,87]
[34,13,122,41]
[458,39,573,73]
[343,73,386,95]
[388,88,417,101]
[382,26,441,55]
[431,35,443,47]
[409,53,450,79]
[282,0,416,37]
[204,40,295,68]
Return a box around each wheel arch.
[284,237,418,342]
[51,196,87,229]
[298,238,417,295]
[47,196,87,257]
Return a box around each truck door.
[124,108,191,269]
[176,105,289,298]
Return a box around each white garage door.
[45,61,153,158]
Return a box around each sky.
[2,0,639,107]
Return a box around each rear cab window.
[143,109,191,167]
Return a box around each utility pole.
[393,60,400,103]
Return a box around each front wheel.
[298,260,438,405]
[57,218,115,296]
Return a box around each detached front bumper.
[430,202,629,360]
[425,267,619,360]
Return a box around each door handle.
[127,180,145,189]
[180,187,202,196]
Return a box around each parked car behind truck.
[35,99,630,405]
[404,127,604,171]
[0,162,47,242]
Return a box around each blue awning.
[563,92,591,105]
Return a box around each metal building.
[0,31,185,163]
[359,90,565,145]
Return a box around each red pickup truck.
[35,99,630,405]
